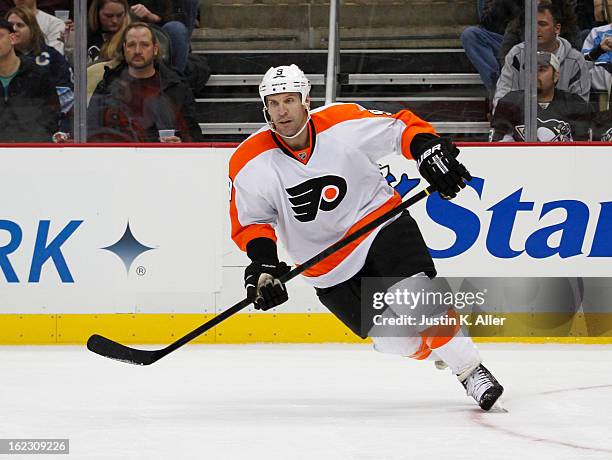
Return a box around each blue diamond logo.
[101,222,156,273]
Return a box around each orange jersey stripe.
[301,191,403,278]
[312,104,436,160]
[231,222,277,252]
[399,115,437,160]
[229,130,277,179]
[229,130,279,251]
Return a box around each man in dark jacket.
[499,0,582,58]
[128,0,189,72]
[493,1,591,110]
[460,0,522,92]
[490,51,591,141]
[0,18,60,142]
[87,21,203,143]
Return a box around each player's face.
[123,27,158,71]
[266,92,309,137]
[537,65,556,93]
[99,1,126,33]
[7,14,31,48]
[537,10,560,49]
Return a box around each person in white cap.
[228,63,505,411]
[491,51,592,141]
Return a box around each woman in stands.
[6,6,73,135]
[87,0,130,63]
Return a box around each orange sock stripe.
[421,309,461,350]
[408,336,433,360]
[424,335,454,349]
[410,347,433,360]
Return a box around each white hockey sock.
[372,335,422,357]
[430,329,482,377]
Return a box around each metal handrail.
[198,121,490,135]
[206,73,482,86]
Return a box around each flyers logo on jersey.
[285,175,347,222]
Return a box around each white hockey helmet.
[259,64,311,106]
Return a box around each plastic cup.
[158,129,176,139]
[54,10,69,20]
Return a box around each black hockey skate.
[460,364,504,411]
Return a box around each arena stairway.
[192,48,489,142]
[191,0,489,142]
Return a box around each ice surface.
[1,343,611,459]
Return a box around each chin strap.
[262,104,311,140]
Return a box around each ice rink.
[1,343,611,460]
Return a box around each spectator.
[576,0,599,44]
[7,5,72,133]
[500,0,581,58]
[552,0,581,48]
[460,0,522,93]
[0,1,71,17]
[88,0,130,63]
[493,0,590,110]
[0,18,61,142]
[582,22,612,90]
[577,0,598,29]
[127,0,189,72]
[87,22,203,142]
[181,0,198,38]
[12,0,65,54]
[490,52,591,141]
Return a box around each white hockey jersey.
[229,102,436,288]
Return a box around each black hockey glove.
[244,260,291,311]
[412,135,472,200]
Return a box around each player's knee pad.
[386,275,460,341]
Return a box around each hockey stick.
[87,185,435,365]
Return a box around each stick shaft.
[282,186,434,283]
[161,186,433,357]
[88,186,434,364]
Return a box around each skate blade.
[488,399,508,413]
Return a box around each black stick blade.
[87,334,160,366]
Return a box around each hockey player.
[228,64,504,410]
